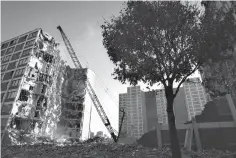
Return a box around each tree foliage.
[201,59,236,98]
[200,1,236,98]
[101,1,204,96]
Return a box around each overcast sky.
[1,1,201,139]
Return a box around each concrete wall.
[137,94,236,151]
[173,87,189,125]
[199,127,236,151]
[145,91,157,132]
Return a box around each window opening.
[18,89,30,101]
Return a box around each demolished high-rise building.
[57,67,88,140]
[1,28,90,145]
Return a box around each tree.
[101,1,234,157]
[101,2,203,157]
[200,1,236,99]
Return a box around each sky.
[1,1,200,139]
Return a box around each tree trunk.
[166,91,182,158]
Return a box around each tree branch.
[145,27,170,80]
[173,63,201,98]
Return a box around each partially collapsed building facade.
[57,67,88,140]
[1,29,88,145]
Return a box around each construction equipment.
[57,26,125,142]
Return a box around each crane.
[57,26,125,142]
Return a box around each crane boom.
[57,26,124,142]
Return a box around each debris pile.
[2,139,236,158]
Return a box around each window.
[11,52,22,61]
[11,79,20,87]
[1,74,4,81]
[6,92,10,99]
[1,56,4,63]
[1,64,8,71]
[16,79,21,86]
[20,69,24,75]
[18,35,28,43]
[21,48,32,57]
[28,31,38,40]
[1,93,5,100]
[11,80,16,87]
[192,94,198,98]
[200,94,205,98]
[14,69,19,76]
[9,39,18,47]
[190,88,196,91]
[193,101,200,104]
[41,84,47,93]
[1,50,6,56]
[6,47,15,55]
[191,91,198,95]
[2,71,14,81]
[14,43,25,52]
[3,55,11,62]
[6,91,17,99]
[18,58,28,66]
[192,97,199,101]
[1,42,9,49]
[200,97,205,100]
[24,40,35,48]
[14,68,24,76]
[10,71,14,77]
[7,61,17,70]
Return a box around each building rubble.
[2,141,236,158]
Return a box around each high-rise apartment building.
[155,89,168,124]
[155,87,189,124]
[119,77,208,138]
[119,86,147,139]
[183,77,209,120]
[155,78,208,123]
[1,29,45,142]
[1,29,89,145]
